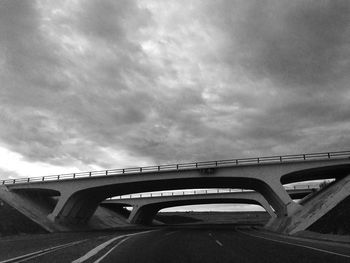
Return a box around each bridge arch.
[48,176,288,225]
[280,164,350,185]
[127,198,274,225]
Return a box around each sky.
[1,0,350,180]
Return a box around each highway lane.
[84,227,350,263]
[0,230,149,263]
[1,226,350,262]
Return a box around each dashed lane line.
[208,232,223,247]
[238,230,350,259]
[215,240,223,247]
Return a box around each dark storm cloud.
[199,0,350,155]
[0,0,349,177]
[207,0,350,87]
[0,0,156,168]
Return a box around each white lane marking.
[208,232,223,247]
[215,240,223,247]
[93,236,133,263]
[71,236,125,263]
[238,230,350,259]
[13,242,86,263]
[94,229,179,262]
[72,230,156,263]
[0,239,88,263]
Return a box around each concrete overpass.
[0,150,349,233]
[101,188,314,225]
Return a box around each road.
[1,225,350,263]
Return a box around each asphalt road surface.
[1,226,350,263]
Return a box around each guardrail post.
[176,164,179,170]
[158,166,160,171]
[106,170,108,175]
[280,156,282,162]
[236,159,238,165]
[328,153,330,158]
[13,179,16,184]
[57,175,60,180]
[89,172,92,177]
[42,177,44,182]
[27,178,30,182]
[140,167,142,172]
[303,154,306,160]
[257,158,260,163]
[73,173,76,179]
[215,161,218,166]
[196,163,198,168]
[122,169,125,174]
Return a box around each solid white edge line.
[14,241,86,263]
[72,230,156,263]
[94,229,178,262]
[238,230,350,258]
[93,236,133,263]
[0,239,88,263]
[71,236,125,263]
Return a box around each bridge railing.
[1,150,349,185]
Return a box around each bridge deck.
[1,150,349,185]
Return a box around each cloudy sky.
[1,0,350,180]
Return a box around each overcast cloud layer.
[1,0,350,178]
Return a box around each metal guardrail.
[1,150,350,185]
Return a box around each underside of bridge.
[102,188,317,226]
[45,176,291,225]
[1,158,349,234]
[126,199,270,225]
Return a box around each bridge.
[101,188,315,225]
[0,150,349,234]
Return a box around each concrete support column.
[256,196,276,218]
[47,192,73,224]
[261,177,301,217]
[128,205,158,225]
[47,191,100,225]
